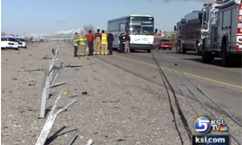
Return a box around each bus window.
[120,23,126,32]
[130,17,154,35]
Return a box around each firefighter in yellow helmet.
[101,30,108,55]
[79,31,87,56]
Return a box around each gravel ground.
[2,41,241,145]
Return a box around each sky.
[2,0,214,36]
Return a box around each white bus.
[108,14,154,53]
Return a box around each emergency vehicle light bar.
[204,3,213,7]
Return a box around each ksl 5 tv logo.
[194,116,229,134]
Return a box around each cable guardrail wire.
[152,49,241,145]
[156,50,242,127]
[151,51,191,144]
[152,51,193,137]
[153,51,199,117]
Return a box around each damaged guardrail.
[36,91,77,145]
[40,45,66,118]
[37,42,82,145]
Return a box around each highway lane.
[96,50,242,121]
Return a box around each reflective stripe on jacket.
[101,33,107,44]
[79,35,87,46]
[73,35,80,46]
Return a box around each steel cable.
[153,50,241,145]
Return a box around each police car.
[16,38,27,48]
[1,37,19,50]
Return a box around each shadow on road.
[132,50,150,53]
[183,57,242,68]
[113,49,148,53]
[1,48,20,51]
[167,51,201,56]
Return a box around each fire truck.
[174,11,204,54]
[201,0,242,66]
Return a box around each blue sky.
[2,0,213,35]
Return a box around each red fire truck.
[174,11,204,54]
[201,0,242,66]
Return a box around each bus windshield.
[130,17,154,35]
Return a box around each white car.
[1,37,19,50]
[16,38,27,48]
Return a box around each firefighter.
[107,30,114,55]
[72,33,79,57]
[79,31,87,57]
[101,30,108,55]
[87,30,95,56]
[94,29,102,55]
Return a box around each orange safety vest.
[101,33,108,45]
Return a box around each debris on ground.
[12,77,18,80]
[42,55,49,60]
[102,99,120,103]
[86,139,93,145]
[63,91,69,95]
[24,68,43,72]
[117,138,125,142]
[66,64,82,68]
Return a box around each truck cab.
[175,11,204,54]
[201,1,242,66]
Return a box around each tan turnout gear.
[73,35,80,46]
[79,34,87,56]
[95,37,101,54]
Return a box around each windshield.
[130,17,154,35]
[17,38,25,41]
[160,39,170,42]
[1,38,7,41]
[8,38,17,42]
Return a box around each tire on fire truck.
[202,39,214,63]
[176,41,182,53]
[176,44,180,53]
[180,42,186,54]
[181,44,187,54]
[196,41,201,55]
[221,38,230,67]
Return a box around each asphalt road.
[97,49,242,121]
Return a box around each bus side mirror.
[174,26,177,31]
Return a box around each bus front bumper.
[130,44,154,50]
